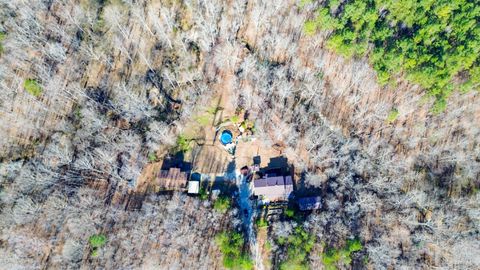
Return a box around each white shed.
[187,181,200,194]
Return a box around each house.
[298,196,322,211]
[154,168,188,190]
[253,174,293,202]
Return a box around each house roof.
[254,176,290,187]
[155,168,188,190]
[285,175,293,185]
[298,196,322,211]
[253,175,293,202]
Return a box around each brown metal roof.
[154,168,188,190]
[253,175,293,201]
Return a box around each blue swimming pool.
[220,130,233,145]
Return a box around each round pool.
[220,130,233,145]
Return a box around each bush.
[215,231,253,270]
[214,196,231,213]
[230,115,240,124]
[198,187,208,200]
[89,234,107,257]
[147,152,157,162]
[256,218,268,228]
[89,234,107,248]
[175,134,191,152]
[386,108,399,123]
[304,20,317,36]
[284,208,295,218]
[322,238,363,269]
[24,79,43,97]
[0,32,5,55]
[278,227,315,270]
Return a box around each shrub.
[386,108,399,123]
[148,152,157,162]
[230,115,240,124]
[322,238,363,269]
[175,134,191,152]
[346,238,362,252]
[89,234,107,257]
[24,79,43,97]
[0,32,5,55]
[214,196,231,213]
[278,227,315,270]
[304,20,317,36]
[199,187,208,200]
[215,231,253,270]
[284,208,295,218]
[256,218,268,228]
[89,234,107,248]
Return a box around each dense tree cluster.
[306,0,480,112]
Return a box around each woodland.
[0,0,479,269]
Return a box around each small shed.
[187,181,200,194]
[298,196,322,211]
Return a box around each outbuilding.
[187,180,200,194]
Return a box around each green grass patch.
[322,238,363,269]
[206,105,223,115]
[195,114,212,126]
[278,227,315,270]
[214,196,231,214]
[386,108,399,123]
[24,79,43,97]
[216,231,253,270]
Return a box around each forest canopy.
[305,0,480,112]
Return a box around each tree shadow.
[160,151,192,173]
[293,171,322,198]
[262,156,290,176]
